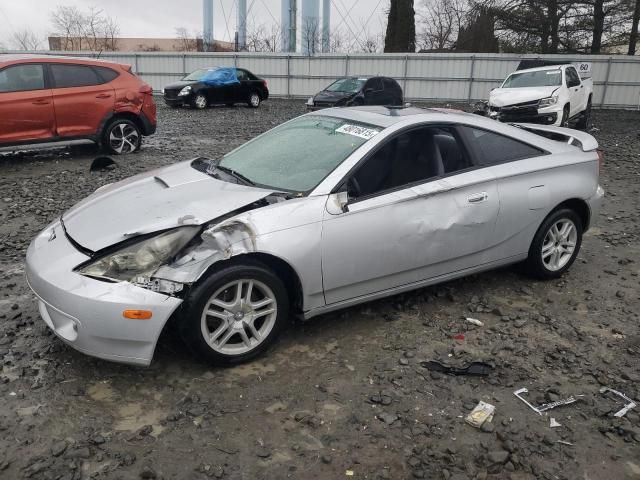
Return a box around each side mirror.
[326,191,349,215]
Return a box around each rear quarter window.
[51,64,103,88]
[93,66,119,83]
[462,127,544,165]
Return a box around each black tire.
[560,105,570,127]
[191,93,208,110]
[178,261,289,365]
[247,91,261,108]
[102,118,141,155]
[576,97,592,130]
[226,103,235,107]
[524,208,583,280]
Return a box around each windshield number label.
[336,124,379,140]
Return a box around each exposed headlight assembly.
[538,95,558,107]
[77,226,200,283]
[178,86,192,96]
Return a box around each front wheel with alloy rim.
[192,93,208,109]
[525,208,583,279]
[103,119,141,155]
[247,91,261,108]
[179,262,289,365]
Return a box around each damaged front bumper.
[26,221,182,366]
[488,101,561,126]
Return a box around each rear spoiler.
[512,123,598,152]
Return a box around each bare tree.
[11,29,43,50]
[301,17,320,55]
[175,27,198,51]
[417,0,469,51]
[245,21,282,52]
[50,5,120,52]
[359,29,385,52]
[327,28,348,52]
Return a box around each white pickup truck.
[487,64,593,129]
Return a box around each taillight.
[262,80,267,88]
[596,149,604,174]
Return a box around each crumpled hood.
[313,90,355,104]
[62,161,274,251]
[489,86,559,107]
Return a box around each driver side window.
[566,68,580,87]
[347,126,471,199]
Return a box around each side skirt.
[301,253,527,320]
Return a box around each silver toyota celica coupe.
[26,106,604,366]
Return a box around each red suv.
[0,55,156,155]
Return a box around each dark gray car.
[306,76,403,110]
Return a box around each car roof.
[510,64,571,75]
[310,105,478,128]
[308,105,577,154]
[0,54,128,69]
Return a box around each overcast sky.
[0,0,390,50]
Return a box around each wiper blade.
[214,165,255,186]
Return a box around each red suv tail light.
[596,149,604,174]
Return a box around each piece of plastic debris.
[549,418,562,428]
[599,386,637,417]
[465,401,495,428]
[345,470,354,476]
[90,156,117,171]
[465,317,484,326]
[421,360,493,376]
[557,440,574,446]
[513,388,578,415]
[453,334,465,341]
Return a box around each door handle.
[467,192,488,203]
[96,93,112,99]
[32,100,50,105]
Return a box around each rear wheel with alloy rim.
[525,208,583,279]
[179,261,289,365]
[247,91,261,108]
[192,93,208,109]
[103,119,141,155]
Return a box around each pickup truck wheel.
[560,106,570,127]
[576,98,592,130]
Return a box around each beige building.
[48,36,234,52]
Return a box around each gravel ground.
[0,100,639,480]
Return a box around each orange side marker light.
[123,309,153,320]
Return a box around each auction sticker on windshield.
[336,124,380,140]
